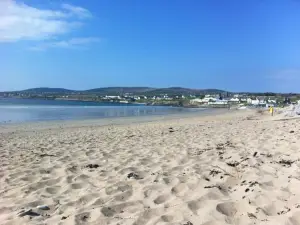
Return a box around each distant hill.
[16,87,227,96]
[144,87,225,96]
[85,87,156,95]
[20,88,76,94]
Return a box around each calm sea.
[0,98,207,124]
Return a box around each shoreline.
[1,97,239,108]
[0,108,235,133]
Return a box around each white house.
[259,99,266,105]
[208,99,228,105]
[203,97,217,103]
[252,99,260,105]
[190,97,217,104]
[190,98,203,104]
[105,95,121,100]
[229,98,240,103]
[247,98,260,105]
[267,99,276,104]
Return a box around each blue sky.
[1,0,300,92]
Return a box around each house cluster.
[190,94,278,107]
[102,94,183,101]
[3,91,298,108]
[2,92,38,98]
[151,95,173,100]
[246,98,277,106]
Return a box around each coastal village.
[1,90,298,108]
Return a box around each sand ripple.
[1,111,300,224]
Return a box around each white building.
[229,98,240,103]
[190,98,203,104]
[252,99,260,105]
[190,97,218,104]
[105,95,121,100]
[247,98,260,105]
[208,100,228,105]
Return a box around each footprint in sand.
[71,182,86,189]
[106,183,132,195]
[154,194,172,204]
[216,202,238,217]
[188,197,212,214]
[171,183,189,196]
[114,189,133,201]
[75,212,91,224]
[45,186,60,195]
[101,202,142,217]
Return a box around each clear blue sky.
[1,0,300,92]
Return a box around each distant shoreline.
[1,96,231,109]
[0,96,145,106]
[0,98,221,124]
[0,107,232,133]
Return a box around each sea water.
[0,98,207,124]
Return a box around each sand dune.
[1,110,300,225]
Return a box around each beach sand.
[1,110,300,225]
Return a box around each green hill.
[84,87,156,95]
[16,87,227,96]
[20,88,76,94]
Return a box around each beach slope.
[1,110,300,225]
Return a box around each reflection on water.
[0,98,204,123]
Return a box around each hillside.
[144,87,226,96]
[19,88,76,94]
[84,87,156,95]
[15,87,227,96]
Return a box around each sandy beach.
[1,110,300,225]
